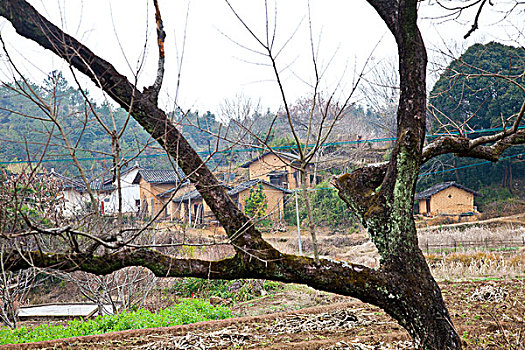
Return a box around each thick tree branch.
[3,248,245,278]
[422,130,525,163]
[333,163,387,221]
[365,0,399,33]
[4,246,391,310]
[423,99,525,162]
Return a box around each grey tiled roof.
[49,170,115,192]
[415,182,480,200]
[171,189,202,202]
[171,179,292,203]
[89,178,115,192]
[239,151,299,168]
[134,169,186,184]
[228,179,292,196]
[49,170,86,191]
[169,184,231,202]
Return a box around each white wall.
[61,188,88,217]
[106,168,141,214]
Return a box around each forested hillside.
[0,71,383,177]
[0,71,156,176]
[420,42,525,211]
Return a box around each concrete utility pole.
[188,181,192,227]
[294,190,303,255]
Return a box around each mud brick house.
[168,179,292,224]
[132,169,186,217]
[240,151,320,190]
[158,182,224,224]
[415,182,480,216]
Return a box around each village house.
[239,151,320,190]
[48,169,118,216]
[160,183,227,224]
[48,169,87,216]
[105,163,142,215]
[167,179,292,224]
[415,182,480,216]
[48,166,187,218]
[132,168,187,217]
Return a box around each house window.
[135,199,140,207]
[269,173,286,187]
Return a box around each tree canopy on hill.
[420,43,525,194]
[429,42,524,132]
[0,71,157,176]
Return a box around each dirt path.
[2,279,523,350]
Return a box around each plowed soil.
[2,279,524,350]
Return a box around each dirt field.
[2,222,524,349]
[2,278,523,350]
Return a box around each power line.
[297,151,525,192]
[0,125,523,165]
[418,152,525,177]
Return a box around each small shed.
[415,182,480,216]
[17,303,118,320]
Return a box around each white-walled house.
[50,169,116,216]
[48,169,88,217]
[49,164,187,217]
[105,164,142,215]
[105,164,186,217]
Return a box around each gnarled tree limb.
[422,130,525,163]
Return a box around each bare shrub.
[54,267,157,313]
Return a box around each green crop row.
[167,278,281,301]
[0,299,231,345]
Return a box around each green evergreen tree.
[429,42,525,131]
[244,184,267,218]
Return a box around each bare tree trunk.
[300,168,319,263]
[111,133,123,224]
[335,0,463,347]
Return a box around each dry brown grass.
[418,224,525,253]
[150,224,525,281]
[427,251,525,280]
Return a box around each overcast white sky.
[0,0,522,115]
